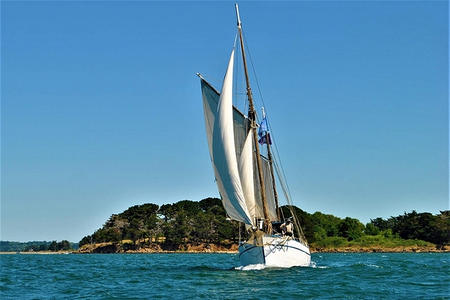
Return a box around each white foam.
[235,264,266,271]
[310,261,329,269]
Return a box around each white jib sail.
[212,49,253,225]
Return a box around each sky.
[1,1,448,242]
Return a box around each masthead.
[235,3,242,28]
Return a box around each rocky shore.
[74,242,448,254]
[2,245,447,255]
[77,242,239,254]
[310,245,448,253]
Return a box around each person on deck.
[280,219,293,237]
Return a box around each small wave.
[189,265,231,272]
[347,263,381,269]
[235,264,266,271]
[309,261,328,269]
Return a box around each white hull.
[239,236,311,268]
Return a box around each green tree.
[370,217,396,231]
[172,200,200,217]
[199,198,223,212]
[164,210,191,247]
[79,235,92,247]
[430,211,450,248]
[57,240,71,251]
[38,244,48,251]
[48,241,58,251]
[159,204,175,222]
[313,225,327,241]
[311,212,341,237]
[78,198,448,252]
[192,211,211,243]
[391,210,450,246]
[338,217,365,241]
[365,223,380,235]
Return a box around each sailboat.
[197,4,311,268]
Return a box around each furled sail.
[260,156,278,221]
[250,155,278,221]
[200,50,253,225]
[251,146,265,219]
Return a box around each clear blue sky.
[1,1,448,242]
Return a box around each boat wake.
[235,261,322,270]
[309,261,329,269]
[234,264,266,271]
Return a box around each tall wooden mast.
[235,3,271,230]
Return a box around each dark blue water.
[1,253,449,299]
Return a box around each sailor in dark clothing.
[280,219,293,237]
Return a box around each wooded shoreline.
[3,198,447,254]
[76,198,448,255]
[77,243,448,254]
[2,245,448,255]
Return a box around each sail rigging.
[199,3,308,236]
[235,3,271,229]
[199,5,279,230]
[200,72,278,227]
[198,4,311,267]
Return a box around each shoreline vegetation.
[1,240,447,254]
[1,242,448,254]
[2,198,448,254]
[1,242,447,255]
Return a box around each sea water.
[1,253,449,299]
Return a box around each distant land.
[75,198,448,253]
[2,198,448,254]
[0,241,79,252]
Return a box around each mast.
[235,3,271,231]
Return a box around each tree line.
[0,240,77,252]
[281,206,449,249]
[79,198,449,249]
[24,240,74,252]
[79,198,240,250]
